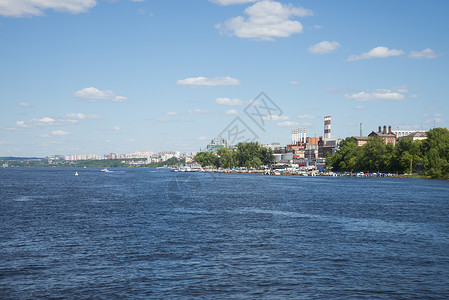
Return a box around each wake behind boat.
[101,168,112,172]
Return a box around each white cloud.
[73,87,128,102]
[216,0,313,41]
[51,130,69,136]
[0,0,96,18]
[289,80,300,85]
[188,108,210,114]
[210,0,256,5]
[197,136,208,140]
[65,113,101,120]
[345,88,406,101]
[176,76,241,87]
[409,48,437,59]
[216,97,244,106]
[308,41,340,54]
[11,112,102,129]
[113,126,120,131]
[355,105,366,110]
[277,121,299,127]
[410,94,419,99]
[263,115,289,121]
[166,111,178,116]
[298,114,315,119]
[225,109,239,115]
[348,46,404,61]
[39,117,55,123]
[18,102,31,107]
[15,117,59,128]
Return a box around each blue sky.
[1,0,448,157]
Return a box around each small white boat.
[75,172,79,176]
[101,168,112,172]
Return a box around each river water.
[1,167,448,299]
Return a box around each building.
[352,136,369,146]
[368,125,397,145]
[206,138,229,152]
[404,131,427,142]
[392,130,420,139]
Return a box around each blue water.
[1,167,448,299]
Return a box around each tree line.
[326,128,449,178]
[194,142,274,169]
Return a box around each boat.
[75,172,79,176]
[101,168,112,172]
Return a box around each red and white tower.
[324,116,331,139]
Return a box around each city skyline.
[1,0,448,157]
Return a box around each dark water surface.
[1,167,448,299]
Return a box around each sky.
[1,0,448,157]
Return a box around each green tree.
[327,137,361,172]
[194,151,219,168]
[421,128,449,177]
[217,147,237,169]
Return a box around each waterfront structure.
[369,125,397,145]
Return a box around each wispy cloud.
[166,111,178,116]
[0,0,96,18]
[210,0,256,5]
[65,113,102,120]
[18,102,31,107]
[409,48,437,59]
[216,97,244,106]
[345,88,407,101]
[263,115,289,121]
[225,109,239,115]
[216,0,312,41]
[51,130,69,136]
[277,121,299,127]
[10,112,102,130]
[188,108,210,114]
[298,114,315,120]
[176,76,241,87]
[289,80,300,85]
[423,114,446,124]
[348,46,404,62]
[197,136,208,140]
[308,41,340,54]
[74,87,128,102]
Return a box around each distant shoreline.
[2,165,446,180]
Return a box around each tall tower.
[324,116,331,139]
